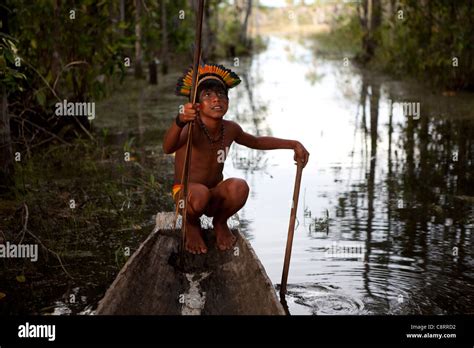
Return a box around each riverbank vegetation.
[1,0,259,314]
[310,0,474,90]
[1,0,259,189]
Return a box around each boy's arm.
[162,120,188,154]
[162,103,198,154]
[233,122,310,167]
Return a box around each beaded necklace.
[198,117,225,151]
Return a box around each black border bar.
[0,315,472,345]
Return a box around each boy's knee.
[188,186,211,215]
[228,178,249,200]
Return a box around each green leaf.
[16,275,26,283]
[0,292,6,300]
[102,128,109,140]
[118,22,128,30]
[13,71,26,80]
[36,91,46,106]
[4,48,14,64]
[0,32,18,43]
[46,71,53,84]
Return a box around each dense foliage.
[356,0,474,90]
[0,0,254,155]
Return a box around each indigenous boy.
[163,64,309,254]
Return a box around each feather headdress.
[176,63,241,97]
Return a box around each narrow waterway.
[224,35,474,315]
[3,34,472,316]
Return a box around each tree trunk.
[0,10,13,189]
[120,0,126,36]
[360,0,381,62]
[149,60,157,84]
[214,1,220,48]
[370,0,382,31]
[0,86,13,190]
[160,0,168,75]
[240,0,252,47]
[357,0,368,28]
[134,0,143,79]
[388,0,396,44]
[359,0,369,59]
[51,0,62,86]
[204,0,216,59]
[367,0,373,31]
[120,0,125,29]
[389,0,396,17]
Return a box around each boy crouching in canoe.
[163,64,309,254]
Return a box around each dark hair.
[197,78,228,101]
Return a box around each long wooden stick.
[280,162,304,304]
[180,0,205,251]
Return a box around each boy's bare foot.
[185,220,208,254]
[213,221,237,251]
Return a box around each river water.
[7,34,471,316]
[222,35,474,315]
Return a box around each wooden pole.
[180,0,205,251]
[279,162,304,305]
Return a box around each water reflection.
[230,69,272,175]
[226,36,474,315]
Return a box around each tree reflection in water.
[226,36,473,314]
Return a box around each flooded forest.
[1,0,473,315]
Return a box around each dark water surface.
[224,36,474,315]
[80,35,474,315]
[3,34,472,315]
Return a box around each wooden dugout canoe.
[95,212,285,315]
